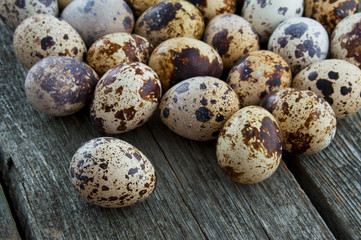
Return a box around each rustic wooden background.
[1,5,360,240]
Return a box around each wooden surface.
[0,15,360,240]
[0,184,21,240]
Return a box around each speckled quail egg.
[58,0,73,10]
[87,33,154,76]
[227,50,292,107]
[148,37,223,91]
[203,14,259,69]
[90,62,161,134]
[159,76,240,141]
[330,13,361,69]
[268,17,329,74]
[70,137,156,208]
[124,0,163,16]
[186,0,236,23]
[25,56,99,116]
[293,59,361,118]
[61,0,134,47]
[134,0,204,47]
[13,14,86,69]
[305,0,358,34]
[0,0,58,30]
[241,0,304,43]
[261,89,336,155]
[217,106,282,184]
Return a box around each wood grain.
[0,21,335,239]
[0,184,21,240]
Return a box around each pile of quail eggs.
[1,0,361,207]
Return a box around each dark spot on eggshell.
[108,196,118,201]
[195,107,214,123]
[277,37,288,48]
[295,39,321,59]
[282,102,289,115]
[128,168,138,175]
[115,107,136,120]
[41,36,55,50]
[173,96,178,103]
[212,29,234,57]
[90,114,105,131]
[123,1,133,14]
[169,48,222,87]
[77,0,95,13]
[117,121,127,131]
[39,0,54,7]
[200,83,207,89]
[239,60,253,81]
[99,39,122,56]
[339,21,361,67]
[260,117,282,158]
[308,71,318,81]
[123,17,132,30]
[15,0,25,8]
[102,186,109,191]
[215,114,224,122]
[260,91,278,113]
[133,152,142,161]
[175,81,190,94]
[139,189,147,197]
[139,78,161,102]
[63,34,69,40]
[285,22,308,38]
[139,2,181,33]
[187,0,207,8]
[334,1,357,18]
[287,132,312,155]
[328,71,339,80]
[316,79,334,97]
[278,7,288,16]
[99,163,108,169]
[162,108,170,118]
[200,97,208,106]
[257,0,267,8]
[340,86,352,95]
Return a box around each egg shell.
[159,76,240,141]
[87,33,154,76]
[90,62,162,134]
[268,17,329,74]
[330,13,361,69]
[134,0,204,47]
[203,14,260,69]
[70,137,156,208]
[13,14,86,69]
[148,37,223,91]
[304,0,358,34]
[186,0,236,23]
[124,0,163,16]
[261,89,336,155]
[61,0,134,47]
[227,50,292,107]
[241,0,304,43]
[217,106,282,184]
[25,56,99,116]
[0,0,58,30]
[293,59,361,118]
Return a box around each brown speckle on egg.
[70,137,156,208]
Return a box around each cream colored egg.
[227,50,292,107]
[61,0,134,47]
[187,0,236,23]
[70,137,156,208]
[134,0,204,47]
[217,106,282,184]
[87,33,153,76]
[241,0,304,43]
[148,37,223,91]
[261,89,336,155]
[159,76,240,141]
[330,13,361,69]
[0,0,58,30]
[13,14,86,69]
[268,17,329,74]
[90,62,162,134]
[305,0,358,34]
[293,59,361,118]
[203,14,259,69]
[25,56,98,116]
[124,0,164,16]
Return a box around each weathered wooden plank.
[0,20,335,239]
[0,183,21,240]
[284,112,361,240]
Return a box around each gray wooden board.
[0,184,21,240]
[0,21,336,239]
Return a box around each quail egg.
[187,0,236,23]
